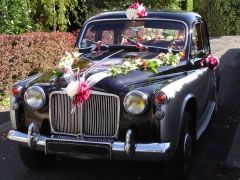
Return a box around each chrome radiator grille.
[49,91,120,137]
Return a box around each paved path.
[1,36,240,179]
[211,36,240,169]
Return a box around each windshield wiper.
[86,39,110,50]
[121,35,148,51]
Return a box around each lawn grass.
[0,96,10,110]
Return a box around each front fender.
[159,68,209,152]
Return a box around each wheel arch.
[177,94,198,146]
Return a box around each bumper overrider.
[8,122,172,161]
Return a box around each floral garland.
[109,49,185,76]
[55,49,219,108]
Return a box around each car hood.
[29,49,187,94]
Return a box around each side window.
[81,28,114,47]
[191,23,203,56]
[101,30,114,45]
[201,21,210,55]
[81,27,96,48]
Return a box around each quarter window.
[191,23,203,55]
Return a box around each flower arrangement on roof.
[126,2,147,20]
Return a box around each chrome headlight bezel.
[24,86,46,109]
[123,90,148,115]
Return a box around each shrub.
[194,0,240,36]
[0,32,77,101]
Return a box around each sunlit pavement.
[1,36,240,179]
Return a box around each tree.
[30,0,84,31]
[194,0,240,36]
[0,0,33,34]
[84,0,181,18]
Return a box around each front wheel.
[18,145,55,169]
[165,112,194,179]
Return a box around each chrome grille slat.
[49,91,120,137]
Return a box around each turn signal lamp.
[12,86,22,97]
[155,91,168,105]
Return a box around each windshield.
[80,19,187,51]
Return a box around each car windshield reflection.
[80,20,187,51]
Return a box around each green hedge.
[194,0,240,36]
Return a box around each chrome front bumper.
[8,123,172,161]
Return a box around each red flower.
[73,81,91,105]
[129,2,139,9]
[206,56,219,69]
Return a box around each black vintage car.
[8,10,219,177]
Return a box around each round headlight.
[124,90,148,115]
[24,86,46,109]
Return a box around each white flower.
[122,61,131,67]
[58,56,74,69]
[65,81,79,98]
[168,47,173,53]
[72,52,82,58]
[126,8,139,20]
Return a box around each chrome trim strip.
[49,90,120,138]
[10,96,17,130]
[78,18,189,51]
[196,101,216,140]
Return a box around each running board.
[196,101,216,140]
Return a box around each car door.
[190,21,213,121]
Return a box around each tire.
[165,112,194,180]
[18,145,55,170]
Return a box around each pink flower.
[206,55,219,69]
[73,81,91,105]
[129,2,139,9]
[137,4,147,17]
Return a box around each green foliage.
[108,51,181,77]
[186,0,193,11]
[0,0,33,34]
[194,0,240,36]
[85,0,181,17]
[0,96,10,109]
[30,0,83,31]
[0,0,183,33]
[181,0,193,11]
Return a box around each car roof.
[86,11,202,26]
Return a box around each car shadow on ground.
[189,48,240,180]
